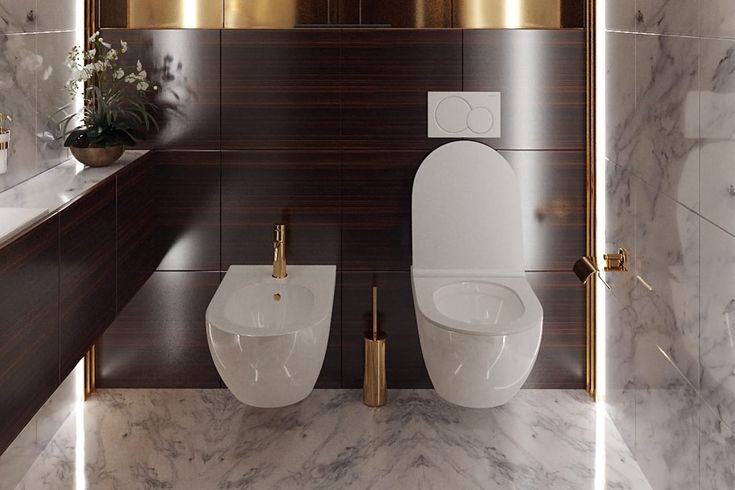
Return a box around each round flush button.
[435,96,471,134]
[467,107,494,134]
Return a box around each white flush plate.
[428,92,501,138]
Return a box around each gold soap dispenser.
[363,286,387,407]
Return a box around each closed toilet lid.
[412,141,525,273]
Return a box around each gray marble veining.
[636,0,700,36]
[11,389,650,490]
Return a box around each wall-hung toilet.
[411,141,543,408]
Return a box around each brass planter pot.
[70,145,124,167]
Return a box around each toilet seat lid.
[412,141,524,273]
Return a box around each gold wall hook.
[603,247,629,272]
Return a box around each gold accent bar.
[128,0,224,29]
[453,0,562,29]
[225,0,329,28]
[84,344,96,400]
[363,287,386,407]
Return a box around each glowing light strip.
[74,361,86,490]
[183,0,198,28]
[505,0,522,28]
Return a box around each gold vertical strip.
[585,0,597,400]
[84,345,97,400]
[86,0,98,45]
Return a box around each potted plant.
[59,32,158,167]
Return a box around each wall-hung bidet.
[206,224,335,408]
[411,141,544,408]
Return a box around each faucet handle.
[273,223,286,242]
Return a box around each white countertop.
[0,150,149,246]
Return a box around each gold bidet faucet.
[272,223,287,279]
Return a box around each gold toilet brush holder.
[363,286,386,407]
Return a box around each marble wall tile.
[634,182,699,387]
[35,0,77,33]
[606,33,636,168]
[700,39,735,236]
[635,375,700,490]
[605,290,638,452]
[636,0,700,36]
[630,34,700,210]
[701,0,735,40]
[606,0,636,32]
[0,4,36,35]
[700,220,735,428]
[604,159,637,291]
[36,31,73,170]
[699,402,735,489]
[0,33,41,192]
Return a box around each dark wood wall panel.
[97,272,222,388]
[155,151,221,271]
[59,179,117,380]
[341,29,462,150]
[342,150,422,271]
[463,30,586,150]
[501,150,586,272]
[221,30,340,150]
[357,0,452,27]
[94,28,587,390]
[221,150,341,269]
[117,154,160,312]
[342,271,430,389]
[0,218,60,455]
[316,272,342,388]
[100,29,222,150]
[524,272,586,388]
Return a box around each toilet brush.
[363,286,386,407]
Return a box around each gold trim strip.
[585,0,597,400]
[84,344,96,400]
[453,0,561,28]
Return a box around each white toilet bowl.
[206,265,335,408]
[411,141,544,408]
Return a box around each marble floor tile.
[35,0,77,34]
[0,4,36,34]
[12,389,650,490]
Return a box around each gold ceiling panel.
[128,0,223,29]
[453,0,562,28]
[225,0,329,28]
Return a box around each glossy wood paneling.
[98,272,222,388]
[501,150,586,271]
[221,150,341,269]
[221,30,340,150]
[316,272,342,388]
[561,0,585,28]
[155,151,221,271]
[524,272,586,388]
[463,29,586,150]
[342,271,431,389]
[117,154,159,312]
[0,217,59,455]
[59,179,117,381]
[358,0,451,27]
[98,0,128,28]
[100,29,221,150]
[336,0,360,24]
[341,150,422,271]
[341,29,461,150]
